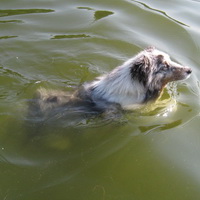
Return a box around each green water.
[1,0,200,199]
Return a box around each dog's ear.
[145,46,155,52]
[130,55,151,86]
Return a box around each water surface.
[1,0,200,199]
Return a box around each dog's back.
[28,87,121,124]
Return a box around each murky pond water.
[1,0,200,199]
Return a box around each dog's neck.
[84,65,148,109]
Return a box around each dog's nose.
[186,68,192,74]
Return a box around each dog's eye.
[160,63,169,71]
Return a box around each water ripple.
[0,35,17,40]
[94,10,114,21]
[51,34,91,40]
[131,0,189,27]
[0,20,23,23]
[77,6,114,21]
[0,9,54,17]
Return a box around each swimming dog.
[30,47,192,120]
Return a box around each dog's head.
[130,47,192,102]
[89,47,192,108]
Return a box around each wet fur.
[29,47,192,119]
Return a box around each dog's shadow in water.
[25,95,127,140]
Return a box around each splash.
[133,82,178,117]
